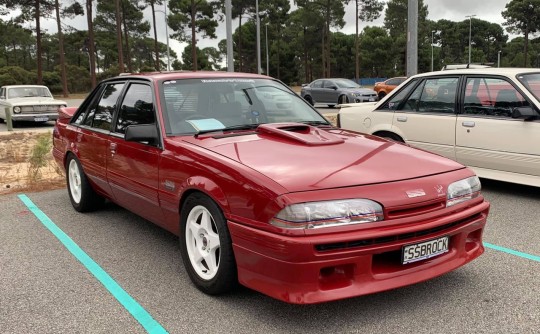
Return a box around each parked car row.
[338,68,540,188]
[0,85,66,123]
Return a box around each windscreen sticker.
[186,118,225,131]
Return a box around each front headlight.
[446,176,481,207]
[13,106,21,114]
[270,199,384,229]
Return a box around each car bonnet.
[179,124,464,193]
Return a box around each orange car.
[374,76,407,99]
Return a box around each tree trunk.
[36,0,43,84]
[191,0,197,71]
[238,16,243,72]
[303,26,308,83]
[524,25,529,67]
[55,0,69,97]
[121,1,132,72]
[86,0,97,88]
[151,1,159,70]
[355,0,359,81]
[115,0,125,72]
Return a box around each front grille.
[314,213,482,252]
[20,105,59,114]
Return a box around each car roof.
[413,67,540,78]
[109,71,271,82]
[3,85,49,88]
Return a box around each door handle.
[396,116,407,122]
[462,121,475,128]
[110,142,117,155]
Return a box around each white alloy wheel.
[68,159,82,204]
[185,205,221,280]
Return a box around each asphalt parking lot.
[1,180,539,334]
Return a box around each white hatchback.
[338,68,540,187]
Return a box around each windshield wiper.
[298,120,333,128]
[194,124,260,137]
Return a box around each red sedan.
[53,72,489,304]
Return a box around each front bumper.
[229,200,489,304]
[11,112,59,122]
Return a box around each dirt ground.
[0,131,65,195]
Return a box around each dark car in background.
[301,78,377,107]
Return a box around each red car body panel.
[52,72,490,304]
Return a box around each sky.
[5,0,513,66]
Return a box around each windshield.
[161,78,329,135]
[333,79,361,89]
[517,73,540,102]
[7,87,52,99]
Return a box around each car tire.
[339,95,349,105]
[378,92,386,99]
[66,154,104,212]
[327,104,335,108]
[304,95,314,106]
[179,192,237,295]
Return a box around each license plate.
[34,117,49,122]
[369,98,375,102]
[402,236,449,264]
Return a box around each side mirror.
[512,106,538,121]
[328,85,338,90]
[125,124,159,145]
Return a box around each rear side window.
[115,83,155,134]
[83,83,125,130]
[464,77,529,117]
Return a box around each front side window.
[115,83,155,134]
[382,79,417,110]
[464,77,528,117]
[311,80,323,88]
[162,78,329,135]
[83,82,124,130]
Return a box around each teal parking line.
[18,194,168,334]
[484,242,540,263]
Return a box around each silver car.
[301,78,378,107]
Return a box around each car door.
[456,76,540,178]
[390,76,460,160]
[309,80,324,103]
[322,80,338,103]
[107,81,165,224]
[72,81,125,198]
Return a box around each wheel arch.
[178,176,230,219]
[372,130,405,142]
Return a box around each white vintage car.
[0,85,67,123]
[338,68,540,187]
